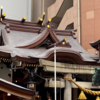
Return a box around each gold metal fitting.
[47,25,50,28]
[48,18,51,22]
[64,37,67,41]
[0,18,2,21]
[43,12,45,15]
[23,17,26,20]
[3,13,6,17]
[40,18,43,21]
[62,42,65,45]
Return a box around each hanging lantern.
[26,80,37,89]
[35,91,39,98]
[78,91,87,100]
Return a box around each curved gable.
[18,28,59,49]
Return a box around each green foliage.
[92,68,100,86]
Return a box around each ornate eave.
[0,78,35,99]
[2,18,41,27]
[90,40,100,51]
[0,15,99,65]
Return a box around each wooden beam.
[39,59,100,74]
[44,66,94,74]
[0,78,35,99]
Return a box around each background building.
[81,0,100,54]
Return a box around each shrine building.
[0,7,100,100]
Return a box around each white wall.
[0,0,31,21]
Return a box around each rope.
[64,77,100,96]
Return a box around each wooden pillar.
[0,93,7,100]
[31,95,35,100]
[73,88,78,100]
[3,97,7,100]
[64,73,72,100]
[3,93,7,100]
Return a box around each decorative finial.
[62,42,65,45]
[47,25,50,28]
[48,18,52,22]
[64,37,67,41]
[43,12,45,15]
[21,17,26,23]
[2,13,6,17]
[42,23,43,26]
[40,18,43,21]
[1,6,3,9]
[0,18,2,21]
[23,17,26,20]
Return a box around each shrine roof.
[90,40,100,51]
[0,78,35,99]
[0,18,99,64]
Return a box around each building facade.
[34,0,100,54]
[47,0,100,54]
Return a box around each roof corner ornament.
[21,17,26,23]
[90,40,100,62]
[0,6,3,21]
[38,12,45,26]
[0,6,6,20]
[43,12,45,20]
[46,18,52,29]
[47,25,50,28]
[2,13,6,20]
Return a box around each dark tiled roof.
[0,18,99,63]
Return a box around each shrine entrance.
[36,82,64,100]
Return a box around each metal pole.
[54,43,56,100]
